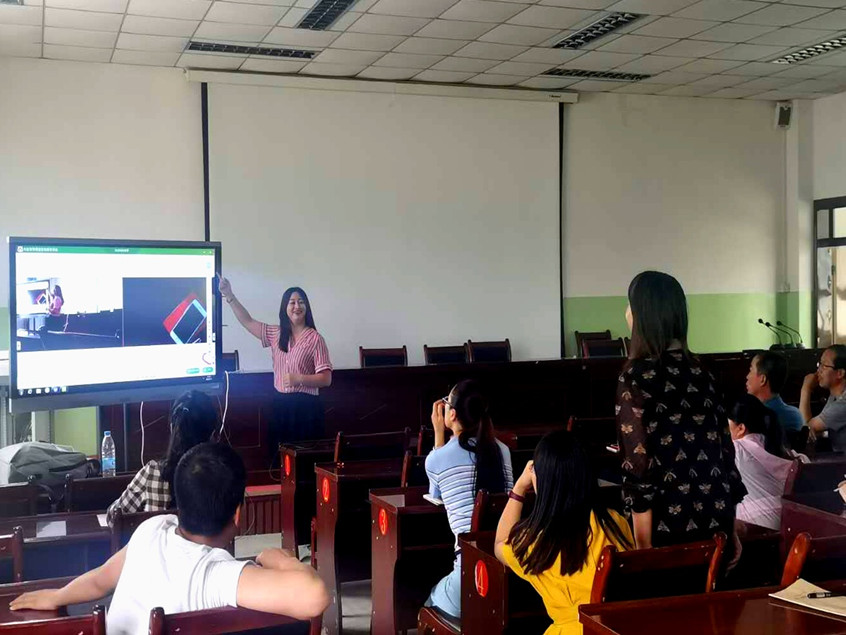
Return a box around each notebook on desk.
[770,579,846,618]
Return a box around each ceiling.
[3,0,846,100]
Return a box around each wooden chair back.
[0,605,106,634]
[470,489,509,533]
[582,338,626,359]
[590,532,727,603]
[359,346,408,368]
[220,350,240,373]
[0,527,24,583]
[110,508,173,554]
[417,606,460,635]
[467,339,511,364]
[0,481,38,519]
[417,427,434,455]
[148,605,318,635]
[423,344,469,366]
[64,473,134,512]
[574,331,612,357]
[401,451,428,489]
[783,457,846,496]
[334,428,412,463]
[781,531,846,586]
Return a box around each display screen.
[9,238,222,412]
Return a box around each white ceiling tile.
[704,86,763,98]
[431,55,499,70]
[690,22,777,42]
[671,57,744,72]
[343,0,377,9]
[815,50,846,66]
[607,0,700,15]
[313,48,383,64]
[373,51,444,67]
[278,7,308,27]
[128,0,211,20]
[557,50,640,69]
[23,0,44,5]
[414,68,477,81]
[0,23,40,43]
[507,5,596,29]
[657,39,732,56]
[795,10,846,30]
[0,39,41,56]
[178,52,246,68]
[722,61,784,75]
[393,37,468,54]
[538,0,616,7]
[519,75,577,88]
[748,27,834,46]
[595,34,679,54]
[43,43,113,61]
[568,78,630,90]
[327,32,404,50]
[116,32,188,51]
[633,17,719,38]
[357,65,419,79]
[453,40,527,59]
[707,43,787,60]
[478,23,559,45]
[735,4,829,26]
[294,0,317,6]
[441,0,527,23]
[301,62,368,75]
[685,73,746,87]
[44,26,117,47]
[205,2,287,25]
[348,13,430,35]
[465,73,523,84]
[746,89,817,100]
[510,46,583,63]
[369,0,460,18]
[613,53,689,72]
[611,82,664,93]
[779,0,846,7]
[194,22,270,42]
[659,83,714,95]
[46,0,127,12]
[734,75,799,89]
[414,19,493,39]
[240,57,307,71]
[45,8,123,31]
[673,0,768,22]
[121,15,199,37]
[327,11,363,31]
[112,48,180,65]
[787,77,845,91]
[265,26,340,46]
[488,59,554,74]
[772,64,840,79]
[0,5,42,25]
[645,69,708,82]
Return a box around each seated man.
[801,345,846,451]
[10,442,328,634]
[746,350,804,433]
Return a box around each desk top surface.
[315,458,403,482]
[580,581,846,635]
[0,511,107,544]
[0,576,75,624]
[280,439,336,456]
[369,486,444,514]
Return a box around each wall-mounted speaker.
[775,101,792,129]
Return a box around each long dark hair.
[731,394,788,459]
[449,380,507,496]
[161,390,219,505]
[52,285,63,300]
[278,287,316,353]
[509,430,632,576]
[627,271,689,360]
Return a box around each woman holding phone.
[218,276,332,461]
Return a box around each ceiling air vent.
[0,0,24,5]
[186,42,317,58]
[543,68,651,82]
[771,35,846,65]
[298,0,359,30]
[554,13,643,50]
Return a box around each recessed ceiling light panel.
[543,68,651,82]
[187,42,317,58]
[298,0,359,31]
[771,35,846,65]
[554,13,643,50]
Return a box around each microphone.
[759,318,784,348]
[777,320,805,348]
[768,322,796,348]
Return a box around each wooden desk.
[280,439,335,551]
[369,486,454,635]
[782,492,846,560]
[0,576,74,625]
[580,581,846,635]
[315,459,403,635]
[240,484,281,536]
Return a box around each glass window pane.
[818,247,833,348]
[836,208,846,239]
[819,208,831,240]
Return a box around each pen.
[807,592,841,599]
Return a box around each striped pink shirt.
[260,324,332,395]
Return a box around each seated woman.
[106,390,218,524]
[424,379,513,620]
[495,430,633,635]
[729,394,793,531]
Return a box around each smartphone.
[169,299,207,344]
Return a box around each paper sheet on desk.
[423,494,444,506]
[35,521,67,538]
[770,579,846,618]
[97,514,108,528]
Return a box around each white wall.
[562,92,785,298]
[813,91,846,201]
[0,58,205,309]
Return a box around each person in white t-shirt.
[9,443,328,634]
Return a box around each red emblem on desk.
[284,455,291,478]
[475,561,488,598]
[321,477,330,503]
[378,508,388,536]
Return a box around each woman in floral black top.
[616,271,746,549]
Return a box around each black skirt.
[269,392,325,463]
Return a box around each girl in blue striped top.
[424,379,513,620]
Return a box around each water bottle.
[101,431,116,477]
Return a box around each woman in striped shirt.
[424,379,513,620]
[218,277,332,460]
